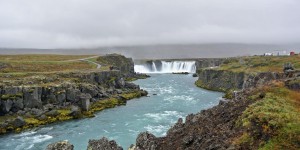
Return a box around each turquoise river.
[0,74,223,150]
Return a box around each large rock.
[125,82,139,90]
[11,98,24,112]
[66,88,81,103]
[134,132,158,150]
[12,116,26,128]
[116,78,125,88]
[23,87,42,108]
[70,105,81,118]
[87,137,123,150]
[56,92,66,105]
[46,140,74,150]
[1,99,13,113]
[79,93,91,111]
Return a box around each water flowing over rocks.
[128,89,256,150]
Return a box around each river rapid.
[0,74,223,150]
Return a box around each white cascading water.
[134,61,196,73]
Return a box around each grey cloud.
[0,0,299,48]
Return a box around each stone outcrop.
[96,54,135,75]
[0,54,149,135]
[197,69,285,92]
[87,137,123,150]
[129,89,256,150]
[196,69,245,91]
[46,140,74,150]
[134,132,158,150]
[195,58,226,69]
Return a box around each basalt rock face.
[97,54,135,75]
[197,69,285,92]
[131,90,256,150]
[195,58,226,69]
[0,54,148,134]
[0,70,142,116]
[197,69,245,91]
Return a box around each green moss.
[235,87,300,149]
[195,79,226,92]
[121,91,142,100]
[0,93,23,100]
[0,90,146,135]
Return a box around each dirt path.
[65,55,102,69]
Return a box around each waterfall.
[134,61,196,73]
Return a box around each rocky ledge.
[0,54,149,135]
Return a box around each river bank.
[127,56,300,150]
[50,56,300,150]
[0,54,149,135]
[0,74,223,149]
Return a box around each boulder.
[57,92,66,105]
[45,109,59,117]
[12,116,26,128]
[116,78,125,88]
[79,93,91,111]
[46,140,74,150]
[31,108,44,117]
[1,99,13,113]
[11,98,24,112]
[87,137,123,150]
[135,132,158,150]
[23,87,42,108]
[66,88,81,103]
[70,105,81,118]
[140,90,148,96]
[125,82,139,89]
[80,84,100,97]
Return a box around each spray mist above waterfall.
[134,60,196,73]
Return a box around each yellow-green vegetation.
[195,79,228,92]
[121,91,142,100]
[0,90,144,135]
[0,61,95,73]
[219,55,300,73]
[0,108,75,134]
[0,54,93,61]
[235,81,300,149]
[89,91,143,113]
[0,54,98,74]
[0,93,23,100]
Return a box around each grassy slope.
[199,56,300,149]
[218,55,300,73]
[235,82,300,149]
[0,54,97,73]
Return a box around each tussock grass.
[236,82,300,149]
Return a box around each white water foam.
[144,111,184,122]
[14,134,53,150]
[144,124,170,136]
[164,95,196,104]
[134,61,196,73]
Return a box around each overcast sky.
[0,0,299,48]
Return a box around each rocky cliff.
[196,69,285,92]
[0,54,148,135]
[195,58,226,69]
